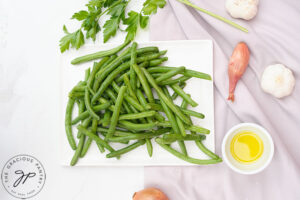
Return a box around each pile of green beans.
[66,42,222,166]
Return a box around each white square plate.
[60,40,214,166]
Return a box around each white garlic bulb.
[226,0,259,20]
[260,64,295,98]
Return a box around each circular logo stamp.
[1,155,46,199]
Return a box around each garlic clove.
[260,64,295,98]
[226,0,259,20]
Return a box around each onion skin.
[133,188,169,200]
[228,42,250,102]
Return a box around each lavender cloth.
[145,0,300,199]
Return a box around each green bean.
[123,74,138,101]
[136,89,154,123]
[161,88,184,135]
[106,130,167,143]
[176,117,186,136]
[105,86,127,140]
[161,76,191,86]
[69,92,84,99]
[147,103,163,111]
[99,132,130,144]
[146,139,153,157]
[162,87,187,155]
[154,113,166,122]
[160,94,180,134]
[127,103,146,123]
[119,120,156,131]
[195,140,220,160]
[136,51,167,64]
[161,134,206,144]
[130,42,137,91]
[123,101,134,115]
[78,99,86,116]
[97,127,135,137]
[77,125,116,153]
[122,47,160,61]
[102,55,118,69]
[71,85,86,93]
[170,84,198,107]
[136,89,148,109]
[171,82,186,100]
[98,97,116,112]
[102,110,111,127]
[84,88,100,120]
[184,70,212,80]
[92,55,119,91]
[94,50,163,92]
[76,100,88,139]
[133,64,155,103]
[149,57,168,67]
[65,98,76,150]
[156,121,210,134]
[155,67,185,83]
[105,88,117,103]
[137,78,141,88]
[85,68,90,81]
[92,62,131,103]
[187,125,210,134]
[70,134,85,166]
[150,73,162,78]
[81,118,103,157]
[111,81,145,112]
[115,61,149,83]
[71,102,111,125]
[125,96,145,112]
[155,138,222,165]
[148,66,212,80]
[118,111,156,120]
[141,67,190,124]
[106,140,146,158]
[180,108,205,119]
[77,117,92,138]
[71,40,130,65]
[87,57,110,90]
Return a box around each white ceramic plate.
[60,40,214,166]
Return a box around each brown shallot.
[228,42,250,102]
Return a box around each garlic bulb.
[260,64,295,98]
[226,0,259,20]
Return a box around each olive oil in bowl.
[230,131,264,164]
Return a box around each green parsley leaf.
[139,14,149,29]
[142,0,166,15]
[72,11,89,21]
[86,0,103,12]
[123,11,139,42]
[104,0,119,8]
[59,25,85,53]
[103,2,126,43]
[103,17,120,42]
[108,2,126,17]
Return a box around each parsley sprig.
[59,0,166,53]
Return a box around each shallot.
[228,42,250,102]
[133,187,169,200]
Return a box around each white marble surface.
[0,0,147,199]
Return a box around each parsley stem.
[176,0,248,33]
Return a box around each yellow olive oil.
[230,131,264,163]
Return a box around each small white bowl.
[222,123,274,175]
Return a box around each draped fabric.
[145,0,300,199]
